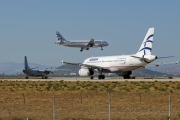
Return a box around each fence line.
[0,92,180,119]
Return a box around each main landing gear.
[98,75,105,79]
[90,75,105,79]
[123,75,130,79]
[97,70,105,79]
[42,76,48,79]
[80,48,89,52]
[101,47,103,50]
[89,69,105,80]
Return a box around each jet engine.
[116,71,132,76]
[79,68,94,77]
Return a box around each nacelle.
[79,68,94,77]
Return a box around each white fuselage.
[56,40,108,48]
[83,55,156,73]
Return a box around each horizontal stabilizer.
[156,56,174,59]
[149,61,178,67]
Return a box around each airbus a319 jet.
[62,28,175,79]
[23,56,53,79]
[55,31,109,52]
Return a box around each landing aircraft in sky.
[23,56,53,79]
[55,31,109,52]
[62,28,175,79]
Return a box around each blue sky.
[0,0,180,66]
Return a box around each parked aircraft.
[62,28,175,79]
[55,31,109,52]
[23,56,53,79]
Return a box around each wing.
[44,70,53,74]
[61,60,109,71]
[38,70,53,74]
[85,38,94,47]
[61,60,81,66]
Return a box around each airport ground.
[0,76,180,81]
[1,77,180,119]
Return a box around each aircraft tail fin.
[24,56,30,70]
[136,28,154,57]
[56,31,68,44]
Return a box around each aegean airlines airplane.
[62,28,174,79]
[55,31,109,52]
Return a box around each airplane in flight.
[23,56,53,79]
[55,31,109,52]
[62,28,175,79]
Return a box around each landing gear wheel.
[45,76,48,79]
[25,76,28,79]
[98,75,101,79]
[101,47,103,50]
[102,75,105,79]
[123,75,130,79]
[98,75,105,79]
[90,76,94,79]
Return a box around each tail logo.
[57,33,65,41]
[139,34,153,58]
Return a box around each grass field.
[0,79,180,119]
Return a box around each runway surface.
[1,77,180,82]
